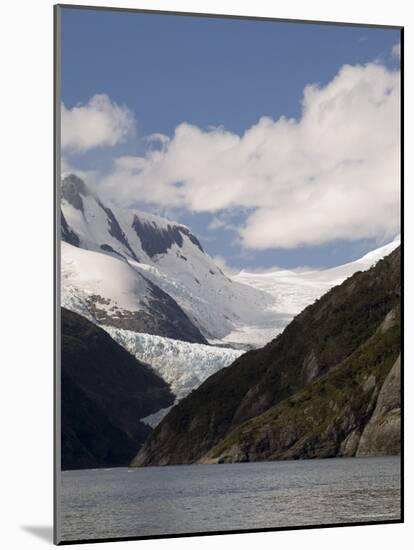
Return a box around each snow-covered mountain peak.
[61,173,206,263]
[61,174,270,341]
[61,173,400,348]
[61,173,92,211]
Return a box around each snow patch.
[61,241,150,312]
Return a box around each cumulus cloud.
[61,94,135,152]
[208,217,226,231]
[392,43,401,60]
[146,133,170,149]
[99,61,400,250]
[212,255,315,276]
[60,157,98,185]
[208,214,240,232]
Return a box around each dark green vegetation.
[205,325,400,463]
[132,247,401,466]
[61,308,174,470]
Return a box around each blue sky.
[61,7,401,270]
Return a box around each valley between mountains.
[60,173,401,469]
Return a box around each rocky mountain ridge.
[61,173,269,344]
[132,247,401,466]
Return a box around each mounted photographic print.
[54,4,403,545]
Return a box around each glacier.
[102,327,243,426]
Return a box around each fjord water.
[60,457,401,542]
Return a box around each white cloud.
[392,43,401,60]
[61,94,135,152]
[146,133,170,149]
[60,157,97,185]
[212,255,310,276]
[207,214,239,232]
[99,61,400,250]
[208,217,226,231]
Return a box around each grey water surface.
[60,456,401,542]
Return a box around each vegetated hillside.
[356,353,401,456]
[61,308,174,470]
[202,319,400,463]
[132,247,401,466]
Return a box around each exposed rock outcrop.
[131,247,401,467]
[356,355,401,456]
[132,215,204,258]
[201,319,400,464]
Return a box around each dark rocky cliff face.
[356,354,401,456]
[131,247,401,467]
[61,173,90,212]
[132,215,204,258]
[61,308,174,470]
[97,200,140,261]
[61,211,80,247]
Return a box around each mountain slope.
[226,237,400,347]
[201,317,400,463]
[356,354,401,456]
[61,173,270,343]
[61,308,174,470]
[61,173,400,348]
[61,241,207,343]
[132,247,401,466]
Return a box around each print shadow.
[21,525,53,543]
